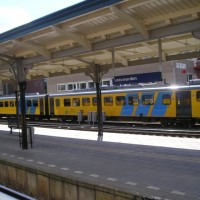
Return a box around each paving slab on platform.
[0,125,200,200]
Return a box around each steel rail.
[1,119,200,138]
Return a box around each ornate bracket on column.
[85,63,109,84]
[0,54,33,90]
[0,54,17,88]
[15,58,33,83]
[0,55,29,149]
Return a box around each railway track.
[1,119,199,138]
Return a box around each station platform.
[0,124,200,200]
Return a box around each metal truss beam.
[0,19,197,76]
[110,5,149,39]
[21,19,200,66]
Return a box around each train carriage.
[48,91,98,121]
[0,94,48,120]
[0,84,200,127]
[49,84,200,126]
[25,94,48,119]
[0,95,16,117]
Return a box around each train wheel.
[161,120,175,127]
[189,120,195,127]
[168,121,175,127]
[57,117,65,122]
[161,121,169,127]
[175,121,190,128]
[60,117,67,122]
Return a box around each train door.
[39,98,44,115]
[176,91,192,117]
[44,95,49,116]
[50,97,54,115]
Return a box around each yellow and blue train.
[0,84,200,127]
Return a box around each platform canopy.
[0,0,200,82]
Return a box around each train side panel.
[191,89,200,119]
[0,99,16,116]
[50,90,177,121]
[102,93,126,117]
[135,91,154,117]
[50,93,127,119]
[150,91,176,118]
[49,95,98,119]
[16,95,47,119]
[121,90,176,119]
[26,97,39,116]
[5,85,194,125]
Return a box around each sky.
[0,0,84,33]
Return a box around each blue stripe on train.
[120,94,135,116]
[151,92,172,117]
[18,101,27,114]
[17,99,37,115]
[24,99,37,115]
[29,99,37,115]
[135,93,154,117]
[135,105,150,116]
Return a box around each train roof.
[49,84,200,97]
[0,93,47,100]
[0,84,200,99]
[25,93,47,98]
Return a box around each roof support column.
[0,54,28,149]
[94,65,103,139]
[85,64,109,140]
[16,58,28,150]
[158,39,164,83]
[112,47,115,77]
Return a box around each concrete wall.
[47,59,196,93]
[26,79,46,94]
[0,159,150,200]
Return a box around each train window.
[142,95,154,105]
[196,91,200,102]
[56,99,60,107]
[57,84,66,91]
[80,82,86,89]
[162,94,171,105]
[5,101,9,107]
[0,102,3,107]
[33,99,38,107]
[64,98,71,106]
[116,96,126,106]
[92,97,97,106]
[128,96,139,106]
[27,100,31,107]
[104,96,113,106]
[82,97,90,106]
[88,82,95,89]
[10,101,15,107]
[72,98,80,106]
